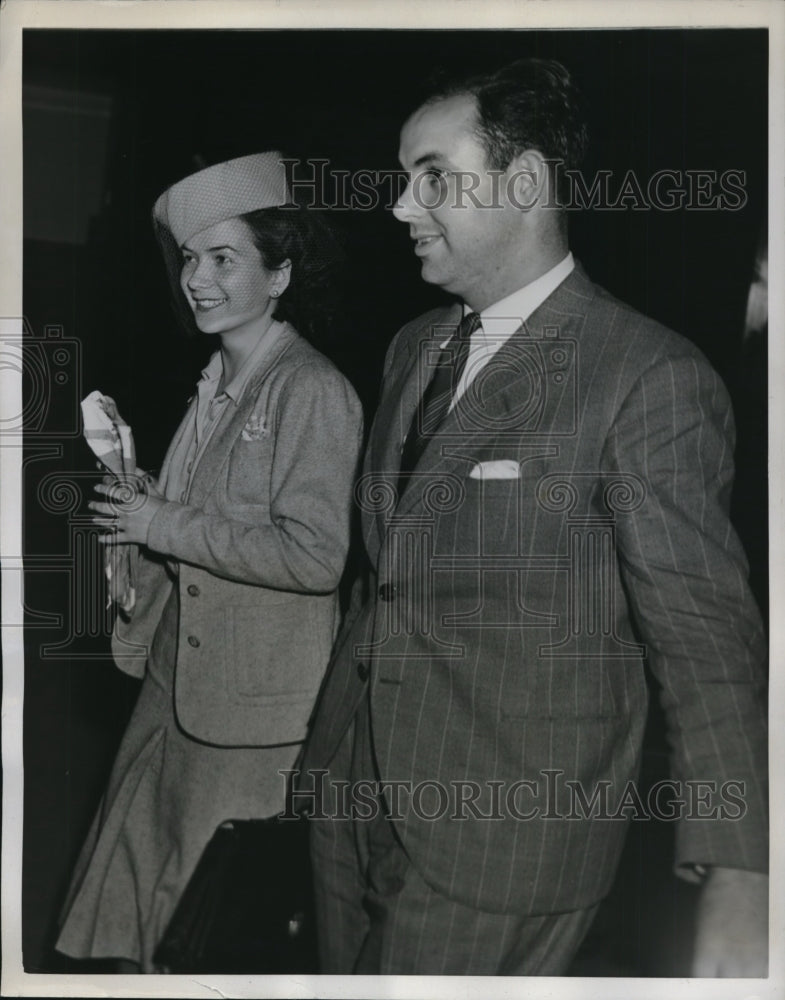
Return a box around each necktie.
[398,311,482,490]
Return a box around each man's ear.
[505,150,550,211]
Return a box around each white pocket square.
[469,459,521,480]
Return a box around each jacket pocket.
[500,658,646,720]
[224,601,323,703]
[223,437,275,510]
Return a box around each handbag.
[153,814,317,974]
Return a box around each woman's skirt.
[54,635,302,971]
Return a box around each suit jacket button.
[356,662,369,682]
[378,583,397,602]
[187,584,200,597]
[187,635,200,648]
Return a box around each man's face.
[393,94,525,312]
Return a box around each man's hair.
[424,58,588,203]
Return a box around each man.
[301,58,768,976]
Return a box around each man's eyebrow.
[411,152,448,169]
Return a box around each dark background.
[21,28,768,975]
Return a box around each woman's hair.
[155,201,345,345]
[240,205,345,343]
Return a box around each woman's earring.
[271,290,279,298]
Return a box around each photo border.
[2,2,783,997]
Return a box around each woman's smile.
[193,296,228,311]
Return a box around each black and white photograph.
[1,1,782,997]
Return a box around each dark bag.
[153,815,317,974]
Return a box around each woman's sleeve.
[145,362,364,592]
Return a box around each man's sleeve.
[601,349,768,876]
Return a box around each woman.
[55,152,363,972]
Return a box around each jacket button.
[187,584,200,597]
[356,662,369,682]
[187,635,200,648]
[378,583,397,602]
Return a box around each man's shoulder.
[558,273,716,392]
[578,271,713,370]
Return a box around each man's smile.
[412,234,443,255]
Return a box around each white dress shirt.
[451,252,575,408]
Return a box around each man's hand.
[691,866,768,976]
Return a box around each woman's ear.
[271,258,292,298]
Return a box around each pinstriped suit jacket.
[303,265,768,916]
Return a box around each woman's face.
[179,216,290,338]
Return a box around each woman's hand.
[90,473,167,546]
[95,465,164,497]
[134,467,164,500]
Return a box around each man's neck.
[464,230,570,313]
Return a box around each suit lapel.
[375,305,463,471]
[363,305,461,553]
[392,266,596,520]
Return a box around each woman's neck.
[218,315,276,383]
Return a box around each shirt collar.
[464,252,575,336]
[198,320,286,404]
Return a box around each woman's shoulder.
[261,323,361,407]
[276,324,351,377]
[278,322,334,363]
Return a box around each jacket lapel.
[392,266,596,520]
[184,323,299,509]
[363,305,462,555]
[375,305,463,471]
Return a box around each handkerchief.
[241,411,270,441]
[81,391,137,612]
[468,459,521,480]
[81,390,136,476]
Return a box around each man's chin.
[419,261,453,291]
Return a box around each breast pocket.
[223,437,275,511]
[431,475,524,561]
